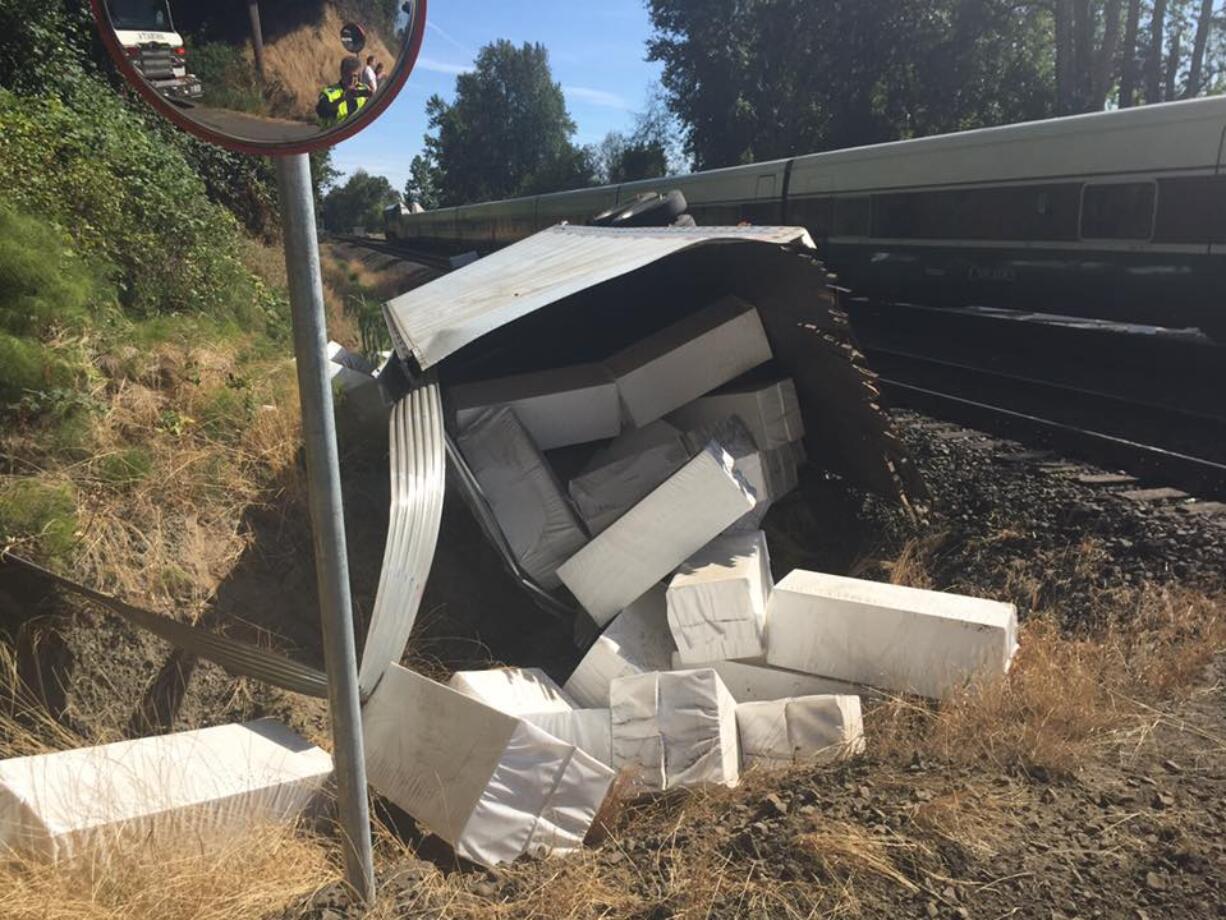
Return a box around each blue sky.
[331,0,664,192]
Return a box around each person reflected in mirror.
[373,61,385,91]
[317,56,372,127]
[362,54,378,91]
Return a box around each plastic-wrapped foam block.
[523,709,613,767]
[668,656,865,702]
[564,585,676,708]
[605,296,773,427]
[449,667,578,715]
[457,407,588,589]
[736,695,865,770]
[609,668,739,791]
[557,444,756,625]
[363,664,615,867]
[448,669,611,766]
[683,418,796,529]
[450,364,620,450]
[569,421,692,535]
[326,342,386,433]
[668,378,804,451]
[0,719,331,862]
[766,571,1019,699]
[667,531,772,664]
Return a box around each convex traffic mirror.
[91,0,426,154]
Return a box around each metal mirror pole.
[274,152,375,904]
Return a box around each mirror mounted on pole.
[89,0,426,154]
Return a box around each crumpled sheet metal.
[357,379,446,700]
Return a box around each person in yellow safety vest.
[316,56,371,127]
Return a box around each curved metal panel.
[357,378,446,699]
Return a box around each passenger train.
[386,96,1226,338]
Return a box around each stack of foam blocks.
[441,295,1020,806]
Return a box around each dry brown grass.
[0,824,335,920]
[869,583,1226,776]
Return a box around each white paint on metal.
[383,225,814,369]
[357,382,446,699]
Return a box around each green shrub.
[0,478,78,563]
[94,448,154,488]
[0,84,284,332]
[0,205,105,337]
[0,332,82,406]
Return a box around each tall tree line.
[648,0,1225,169]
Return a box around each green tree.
[321,170,400,231]
[404,153,440,209]
[422,40,593,204]
[595,131,668,183]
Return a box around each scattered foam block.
[457,407,588,589]
[683,418,797,529]
[524,709,613,767]
[564,585,676,708]
[668,378,804,451]
[736,695,865,770]
[449,667,578,715]
[450,364,620,450]
[0,719,331,862]
[609,668,739,791]
[766,571,1019,699]
[327,342,386,432]
[363,663,616,867]
[557,444,757,625]
[569,421,693,535]
[605,296,773,427]
[669,657,865,703]
[667,531,772,665]
[449,669,611,766]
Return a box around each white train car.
[389,96,1226,337]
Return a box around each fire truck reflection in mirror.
[91,0,425,154]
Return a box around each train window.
[786,196,833,235]
[1152,176,1226,244]
[872,184,1081,241]
[1080,182,1156,240]
[832,197,871,236]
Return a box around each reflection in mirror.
[99,0,420,148]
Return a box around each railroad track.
[331,234,456,272]
[866,344,1226,498]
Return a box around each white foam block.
[524,710,613,767]
[557,444,756,625]
[457,407,588,589]
[569,421,692,535]
[449,667,578,715]
[736,695,865,770]
[451,365,620,450]
[606,296,773,427]
[326,343,386,432]
[683,418,795,530]
[0,719,331,862]
[564,585,676,708]
[668,378,804,451]
[766,571,1019,700]
[363,664,615,868]
[449,669,611,766]
[609,668,739,792]
[669,657,865,703]
[667,531,772,665]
